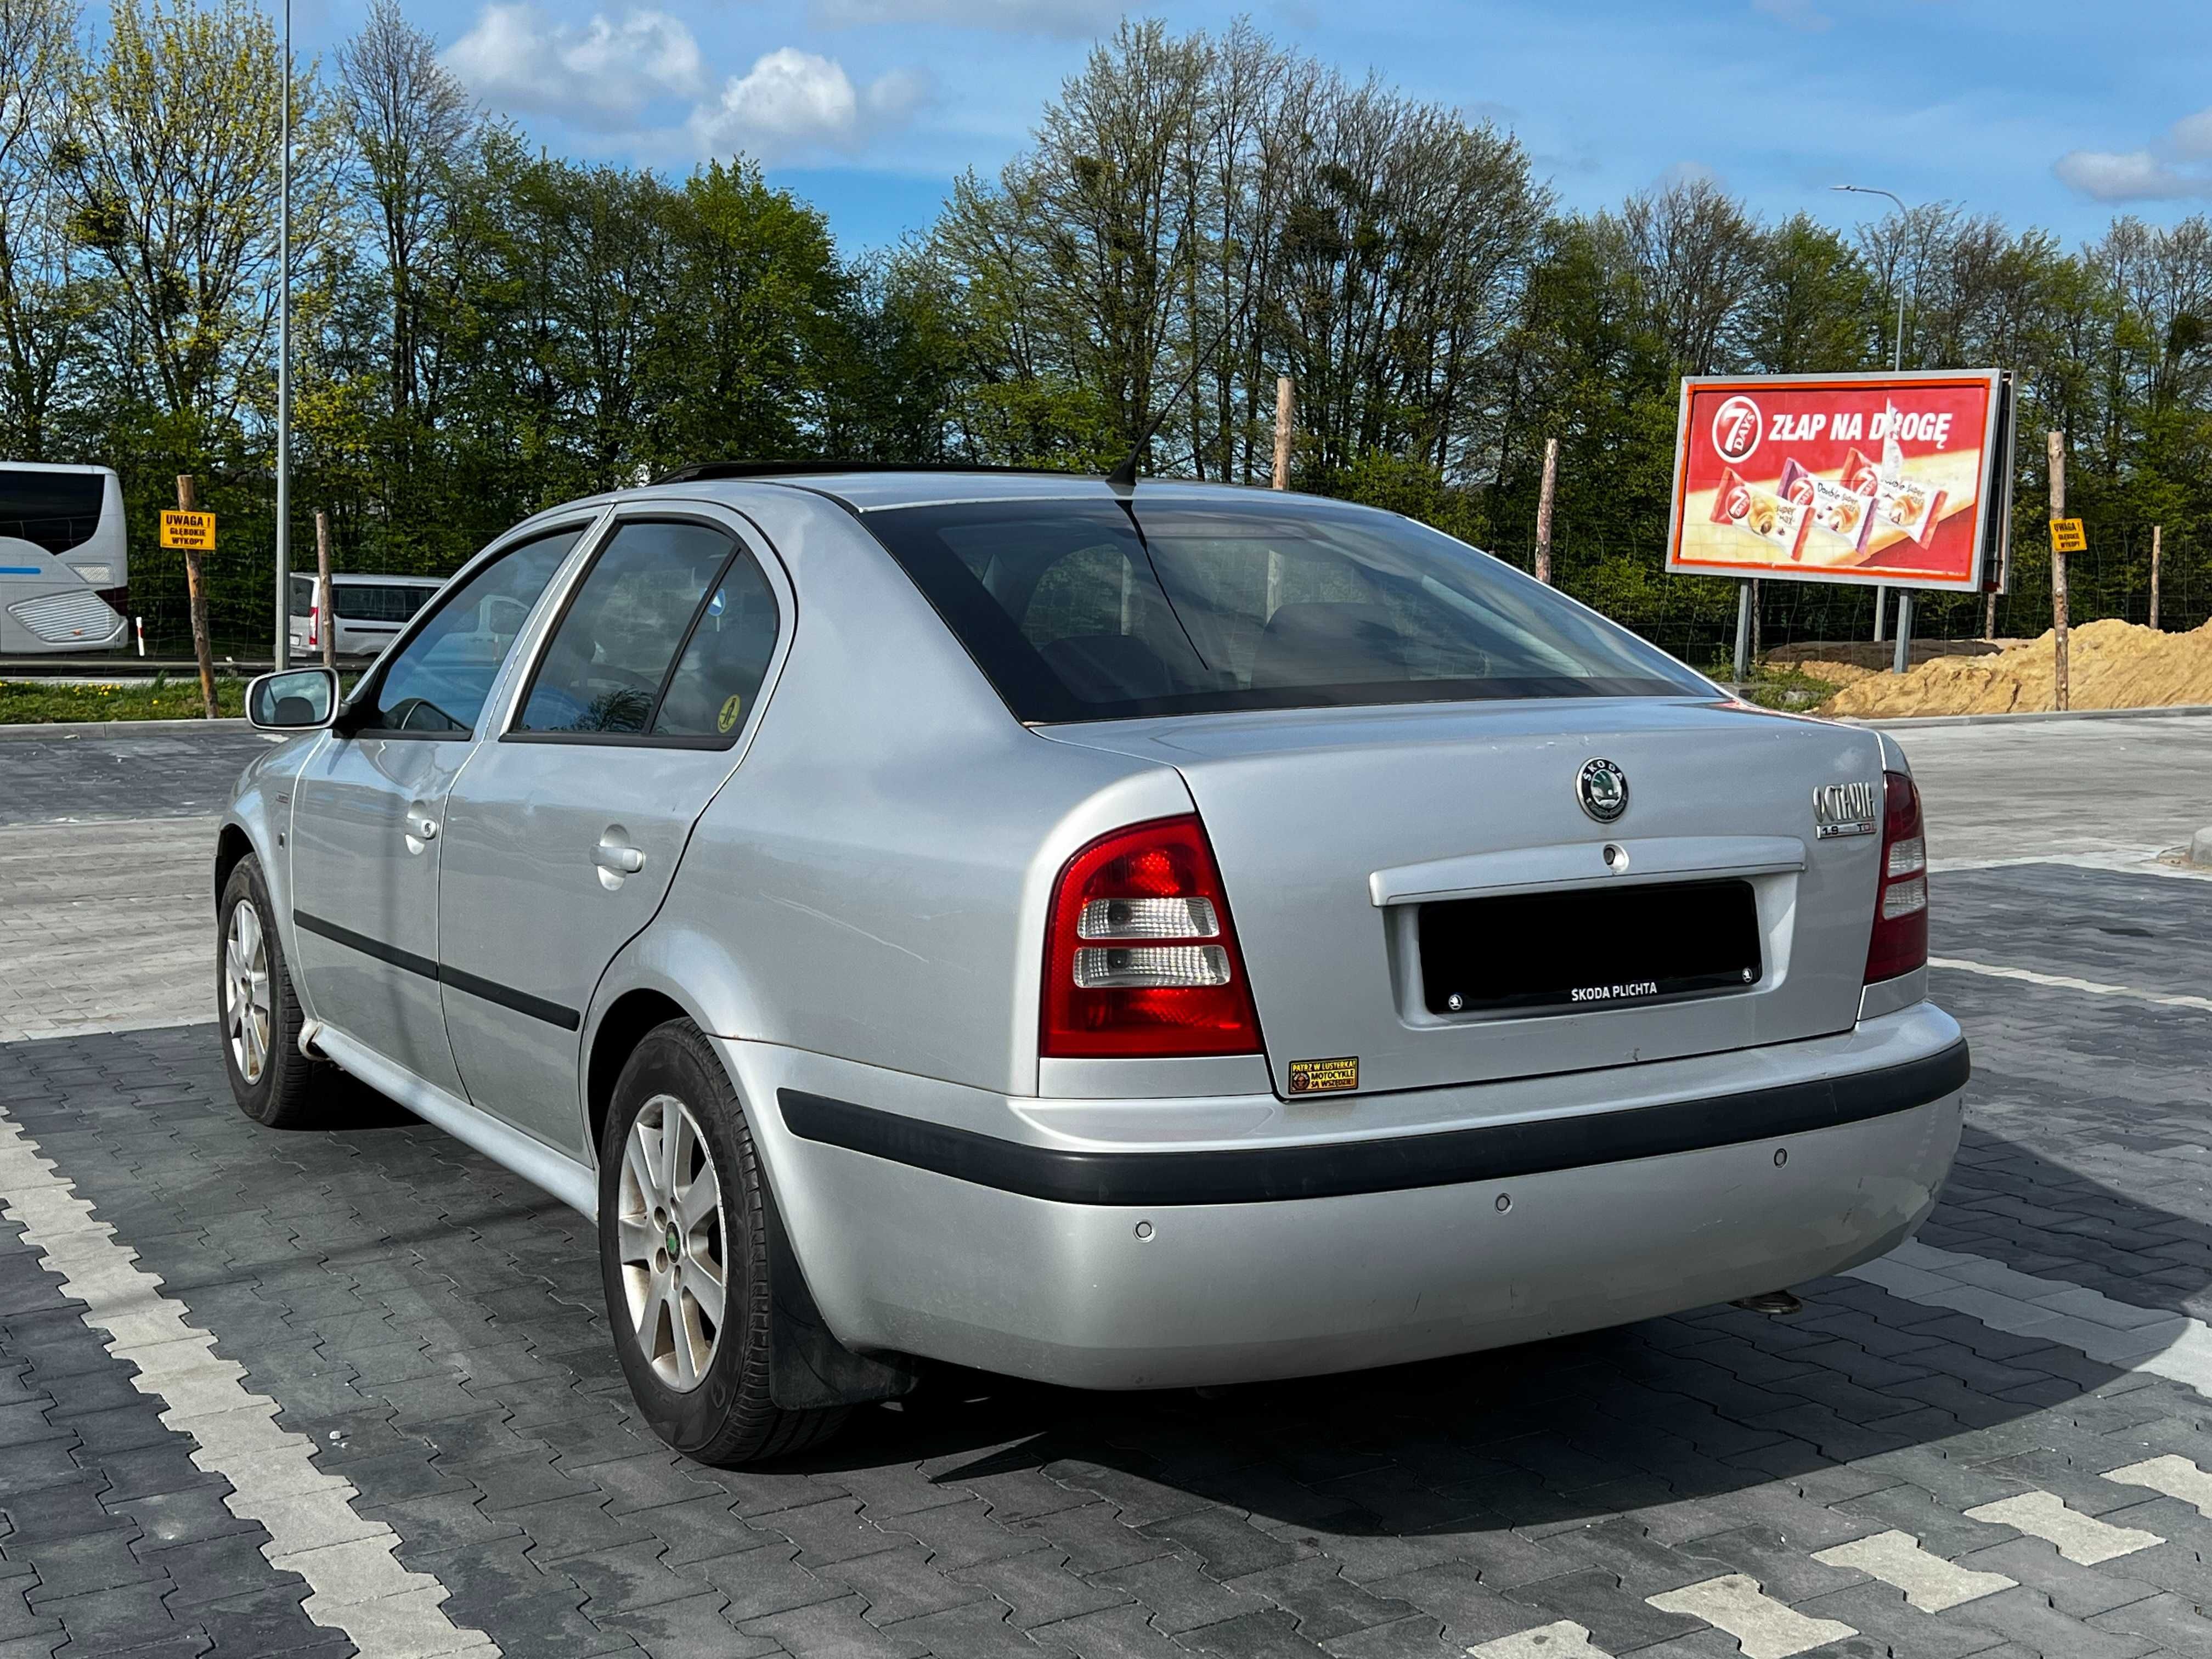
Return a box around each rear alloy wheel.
[598,1019,847,1465]
[217,855,328,1128]
[616,1094,729,1392]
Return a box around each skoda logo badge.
[1577,758,1629,824]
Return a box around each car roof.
[644,466,1329,516]
[316,571,445,584]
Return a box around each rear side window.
[863,497,1706,722]
[652,551,779,738]
[335,583,439,623]
[356,528,582,735]
[515,518,776,744]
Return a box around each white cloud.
[2055,149,2211,203]
[1751,0,1832,32]
[811,0,1121,37]
[2056,108,2212,202]
[447,5,706,128]
[686,48,931,162]
[445,7,927,162]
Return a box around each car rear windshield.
[862,495,1706,722]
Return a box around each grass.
[1736,664,1844,713]
[0,672,251,723]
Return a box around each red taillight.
[1042,814,1263,1058]
[1864,770,1928,984]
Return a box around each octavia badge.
[1577,758,1629,824]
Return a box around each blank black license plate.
[1418,878,1762,1018]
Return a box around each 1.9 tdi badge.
[1577,757,1629,824]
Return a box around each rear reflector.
[1864,770,1929,984]
[1042,815,1262,1058]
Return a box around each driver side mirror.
[245,666,339,731]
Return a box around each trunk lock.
[1602,843,1630,872]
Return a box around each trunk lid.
[1040,697,1889,1097]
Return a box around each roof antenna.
[1105,292,1256,492]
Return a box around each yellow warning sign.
[2049,517,2086,554]
[160,510,216,551]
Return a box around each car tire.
[218,855,328,1128]
[598,1018,847,1465]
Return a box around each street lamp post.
[1833,183,1914,652]
[274,0,291,672]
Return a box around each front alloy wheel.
[223,898,273,1085]
[216,853,327,1128]
[616,1094,728,1392]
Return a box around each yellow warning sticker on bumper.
[1287,1056,1358,1094]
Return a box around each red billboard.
[1666,370,2011,592]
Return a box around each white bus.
[0,462,129,654]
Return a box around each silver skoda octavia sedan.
[217,467,1966,1464]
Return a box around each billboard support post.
[2151,524,2162,631]
[2047,430,2069,712]
[1733,582,1751,682]
[1892,592,1913,676]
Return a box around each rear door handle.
[591,831,646,889]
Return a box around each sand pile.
[1815,618,2212,718]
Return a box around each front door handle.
[403,805,439,854]
[592,828,646,889]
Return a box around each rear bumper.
[722,1004,1967,1390]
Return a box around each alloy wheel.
[616,1094,729,1391]
[223,899,272,1084]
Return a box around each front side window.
[356,528,583,735]
[864,496,1707,722]
[516,520,762,739]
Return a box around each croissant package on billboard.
[1666,369,2015,592]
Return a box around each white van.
[289,572,445,659]
[0,462,129,653]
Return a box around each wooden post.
[2047,431,2068,712]
[2151,524,2162,631]
[177,475,218,720]
[313,509,336,670]
[1272,376,1294,491]
[1534,437,1558,585]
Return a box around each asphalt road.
[2,715,2210,1659]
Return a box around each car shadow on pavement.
[8,1023,2211,1659]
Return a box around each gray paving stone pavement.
[3,718,2211,1657]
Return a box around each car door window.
[357,528,583,735]
[515,520,742,737]
[651,549,780,740]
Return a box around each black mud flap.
[761,1178,919,1409]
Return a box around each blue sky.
[297,0,2212,256]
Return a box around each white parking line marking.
[2104,1455,2212,1517]
[1927,956,2212,1013]
[1962,1492,2163,1565]
[1644,1575,1856,1659]
[0,1107,499,1658]
[1466,1622,1613,1657]
[1812,1529,2016,1611]
[1844,1239,2212,1397]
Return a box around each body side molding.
[779,1037,1970,1207]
